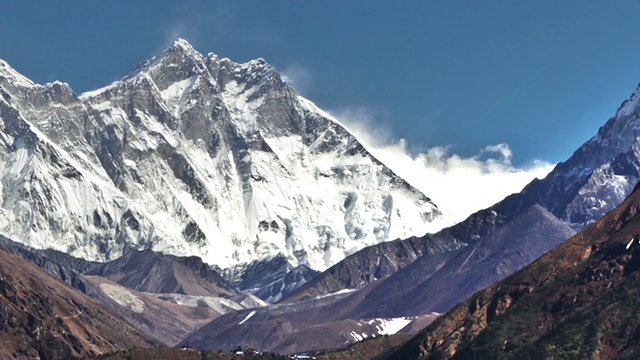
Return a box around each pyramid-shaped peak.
[164,38,204,61]
[171,37,196,51]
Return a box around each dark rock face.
[178,289,364,354]
[281,235,464,304]
[85,249,236,296]
[224,254,319,302]
[0,236,244,346]
[0,236,98,291]
[345,205,575,319]
[0,236,236,298]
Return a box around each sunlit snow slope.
[0,39,443,270]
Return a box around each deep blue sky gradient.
[2,1,640,165]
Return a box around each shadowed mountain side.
[0,248,158,359]
[178,272,430,355]
[0,237,237,297]
[387,182,640,359]
[281,235,464,304]
[179,290,359,353]
[84,249,236,296]
[346,204,575,319]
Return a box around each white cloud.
[280,64,313,94]
[161,22,190,48]
[329,107,556,228]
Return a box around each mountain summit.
[0,38,442,271]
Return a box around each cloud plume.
[330,107,555,228]
[280,64,313,94]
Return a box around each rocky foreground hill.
[0,247,158,359]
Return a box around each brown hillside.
[0,248,158,359]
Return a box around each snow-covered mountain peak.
[529,84,640,228]
[162,38,207,68]
[214,55,284,96]
[0,59,35,88]
[244,57,273,72]
[0,44,444,272]
[171,37,198,54]
[43,81,75,97]
[616,83,640,118]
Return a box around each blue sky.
[2,1,640,167]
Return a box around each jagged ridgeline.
[0,38,443,272]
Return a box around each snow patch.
[238,310,257,325]
[347,317,413,342]
[99,284,145,313]
[149,293,244,314]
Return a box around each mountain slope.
[284,83,640,303]
[180,205,572,353]
[0,39,442,273]
[0,247,158,359]
[223,253,319,302]
[282,234,464,304]
[178,287,411,354]
[387,182,640,360]
[345,204,575,319]
[0,235,239,299]
[84,249,236,296]
[0,236,266,345]
[183,82,640,353]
